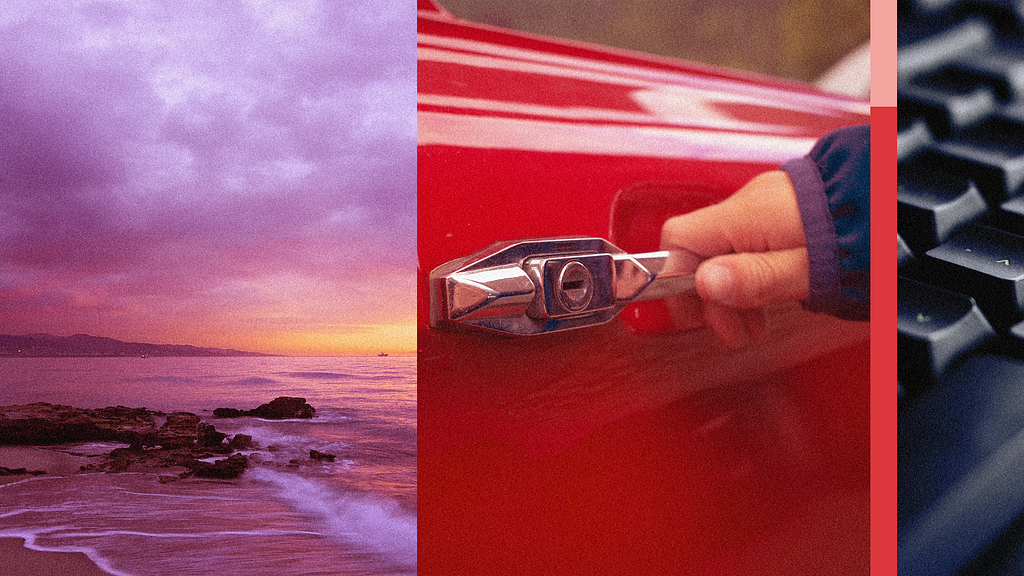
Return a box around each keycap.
[898,18,995,81]
[931,116,1024,202]
[898,276,994,391]
[899,118,935,163]
[899,354,1024,576]
[900,233,916,269]
[951,51,1024,101]
[989,194,1024,235]
[898,160,988,252]
[1007,318,1024,347]
[924,224,1024,327]
[900,71,998,136]
[954,513,1024,575]
[906,0,964,16]
[963,0,1024,39]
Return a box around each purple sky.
[0,0,415,355]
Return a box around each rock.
[186,454,248,479]
[156,413,201,449]
[213,397,315,420]
[309,450,336,462]
[0,403,251,481]
[118,429,158,449]
[196,423,227,448]
[251,397,315,419]
[228,434,253,450]
[0,403,157,446]
[0,467,45,476]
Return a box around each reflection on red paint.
[418,4,869,574]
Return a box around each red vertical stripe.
[870,104,897,576]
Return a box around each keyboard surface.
[899,2,1024,575]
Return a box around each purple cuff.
[782,155,839,315]
[780,124,870,321]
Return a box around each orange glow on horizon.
[218,322,418,356]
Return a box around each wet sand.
[0,446,95,483]
[0,447,115,575]
[0,538,114,576]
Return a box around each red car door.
[418,2,871,574]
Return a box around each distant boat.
[377,352,388,357]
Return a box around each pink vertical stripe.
[871,0,896,106]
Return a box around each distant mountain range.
[0,333,274,357]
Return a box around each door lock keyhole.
[557,260,593,311]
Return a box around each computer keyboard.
[899,2,1024,576]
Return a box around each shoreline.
[0,537,115,576]
[0,447,117,576]
[0,445,97,485]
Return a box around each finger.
[660,245,703,275]
[703,305,768,349]
[660,171,805,257]
[696,247,809,309]
[743,308,767,341]
[702,304,753,350]
[663,292,704,331]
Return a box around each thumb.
[696,248,810,309]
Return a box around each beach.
[0,537,113,576]
[0,356,417,576]
[0,447,114,576]
[0,446,95,481]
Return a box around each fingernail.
[701,264,734,305]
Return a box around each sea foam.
[248,468,416,569]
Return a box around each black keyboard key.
[1007,318,1024,348]
[899,354,1024,576]
[898,18,995,81]
[990,195,1024,235]
[899,119,936,162]
[964,0,1024,39]
[900,70,998,136]
[906,0,964,16]
[924,224,1024,327]
[900,233,916,269]
[932,116,1024,202]
[898,161,988,252]
[897,276,994,391]
[957,512,1024,576]
[951,50,1024,101]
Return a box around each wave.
[2,531,137,576]
[130,376,200,383]
[4,526,327,576]
[248,468,416,570]
[249,414,352,424]
[114,490,249,502]
[282,371,400,382]
[283,371,351,380]
[206,424,350,467]
[229,376,278,385]
[210,408,353,425]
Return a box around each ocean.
[0,356,416,576]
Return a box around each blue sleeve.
[780,124,870,321]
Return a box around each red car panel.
[418,2,871,574]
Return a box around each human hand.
[659,170,809,349]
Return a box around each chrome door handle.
[429,237,696,335]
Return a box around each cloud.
[0,0,415,354]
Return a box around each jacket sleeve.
[780,124,870,321]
